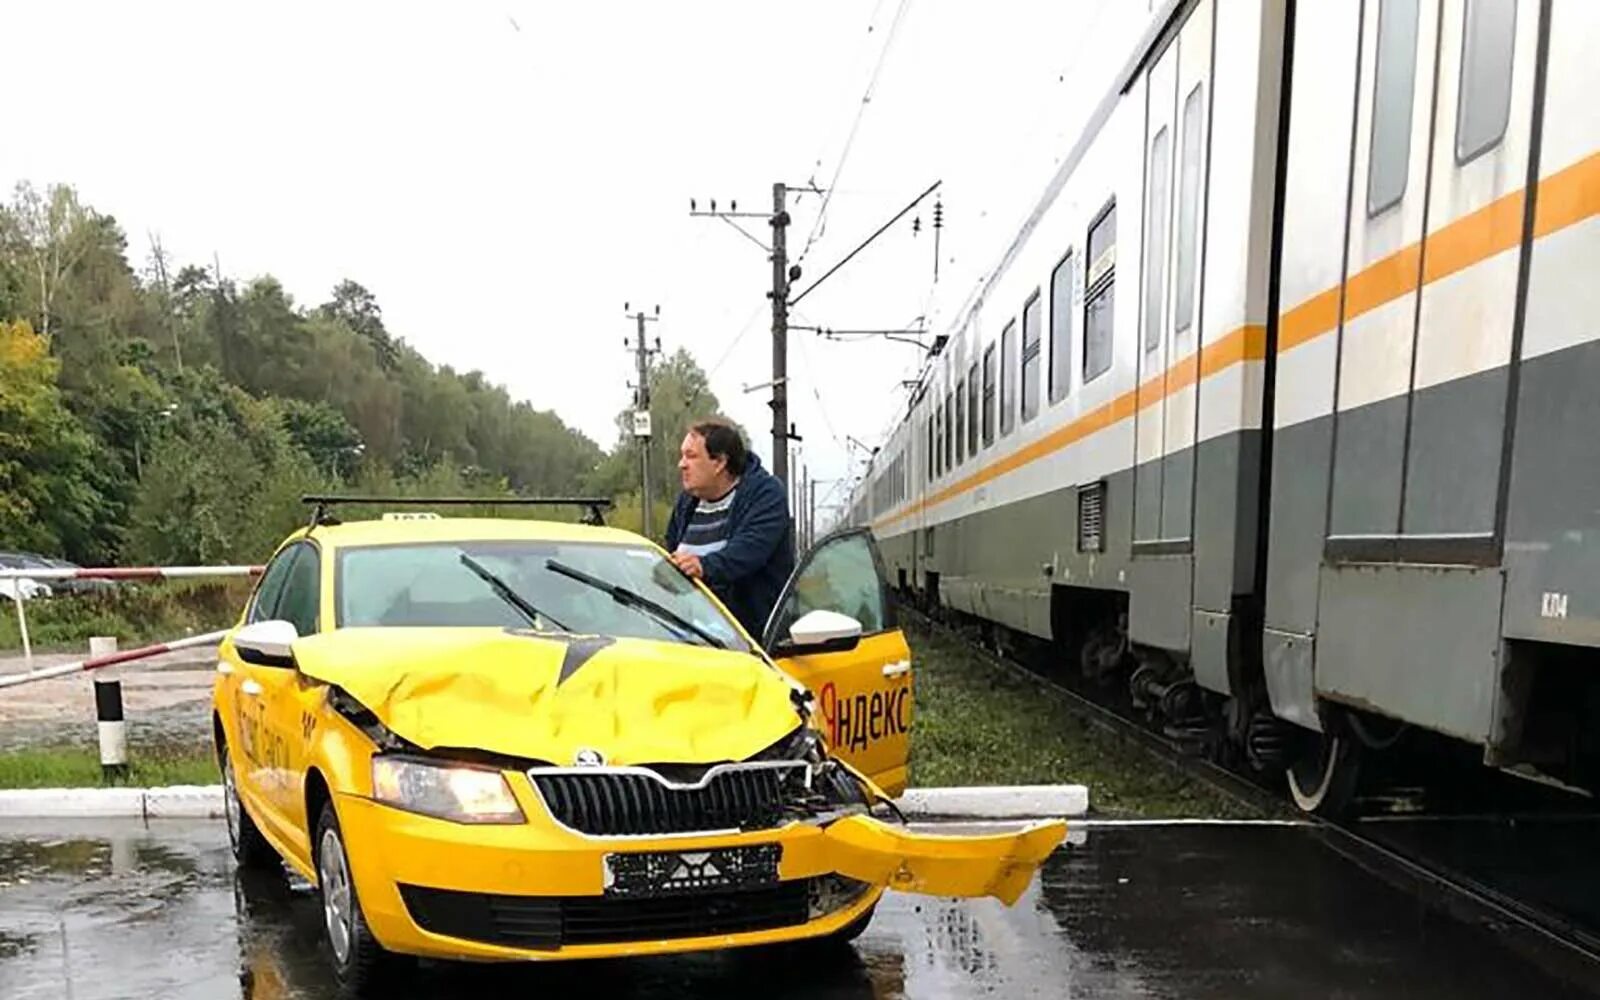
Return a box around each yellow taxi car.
[212,499,1065,993]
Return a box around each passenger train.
[847,0,1600,812]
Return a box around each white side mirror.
[233,619,299,666]
[787,609,863,649]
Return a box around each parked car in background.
[0,553,51,600]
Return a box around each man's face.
[679,432,726,498]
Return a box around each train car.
[850,0,1600,813]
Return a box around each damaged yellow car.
[212,499,1065,992]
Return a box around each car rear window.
[335,539,749,651]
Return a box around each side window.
[934,388,947,470]
[955,380,966,465]
[1050,252,1074,403]
[1456,0,1517,163]
[1021,291,1043,421]
[1175,83,1204,334]
[1000,320,1017,435]
[247,548,298,624]
[275,545,321,638]
[771,532,889,641]
[981,343,996,447]
[966,362,979,456]
[1368,0,1421,215]
[1143,126,1171,352]
[1084,202,1118,381]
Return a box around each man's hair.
[689,418,748,476]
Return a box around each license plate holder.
[602,843,782,897]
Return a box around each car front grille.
[399,880,812,950]
[529,762,810,836]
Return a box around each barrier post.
[90,636,128,781]
[9,586,31,668]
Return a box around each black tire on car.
[219,741,279,871]
[314,802,402,995]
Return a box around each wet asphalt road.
[3,817,1600,999]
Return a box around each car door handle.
[882,660,911,679]
[240,679,264,696]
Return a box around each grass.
[0,742,218,789]
[0,578,251,653]
[906,622,1267,818]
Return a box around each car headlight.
[371,757,525,824]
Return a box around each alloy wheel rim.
[223,758,242,848]
[319,827,354,964]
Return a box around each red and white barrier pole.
[0,629,230,691]
[0,565,263,582]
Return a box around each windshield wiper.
[459,554,570,632]
[544,558,726,649]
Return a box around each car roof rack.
[301,495,615,530]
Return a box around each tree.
[319,279,396,370]
[0,183,97,342]
[0,319,105,559]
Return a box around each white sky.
[3,1,1157,521]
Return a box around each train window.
[955,380,966,465]
[1049,251,1073,403]
[1143,126,1170,352]
[934,388,947,470]
[1021,290,1042,421]
[1367,0,1421,216]
[966,362,979,456]
[981,343,996,447]
[925,415,933,483]
[1000,319,1016,436]
[1084,201,1117,382]
[1175,83,1204,334]
[1456,0,1517,164]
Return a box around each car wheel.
[315,802,401,995]
[221,743,278,871]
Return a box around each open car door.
[764,529,913,795]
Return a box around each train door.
[1405,0,1540,555]
[1130,0,1214,652]
[1325,0,1443,554]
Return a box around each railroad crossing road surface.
[4,818,1599,999]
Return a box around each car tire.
[220,742,278,871]
[314,802,402,996]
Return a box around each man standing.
[664,418,795,638]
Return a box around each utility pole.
[769,182,792,490]
[807,476,818,551]
[625,303,661,539]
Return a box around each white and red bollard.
[90,636,129,781]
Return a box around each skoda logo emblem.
[574,748,605,767]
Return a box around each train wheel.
[1287,732,1361,816]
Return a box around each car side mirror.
[233,619,299,668]
[773,609,863,656]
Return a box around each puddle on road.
[2,820,1599,999]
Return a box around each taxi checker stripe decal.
[874,148,1600,531]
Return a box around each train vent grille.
[1078,482,1106,553]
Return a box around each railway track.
[908,607,1600,984]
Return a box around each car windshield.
[335,539,749,652]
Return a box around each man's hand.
[668,551,704,579]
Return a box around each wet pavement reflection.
[2,817,1599,998]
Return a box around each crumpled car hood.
[291,627,800,765]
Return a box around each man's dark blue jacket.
[664,453,795,640]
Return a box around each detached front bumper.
[334,776,1065,962]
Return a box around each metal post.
[808,476,818,550]
[10,587,31,668]
[635,311,653,540]
[90,636,127,782]
[770,182,790,490]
